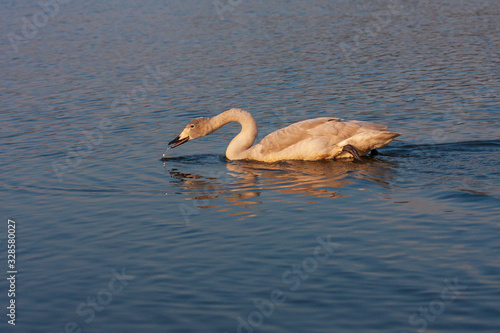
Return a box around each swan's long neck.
[210,108,258,160]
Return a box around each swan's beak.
[168,135,189,149]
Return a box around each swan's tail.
[336,131,401,158]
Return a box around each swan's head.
[168,117,213,149]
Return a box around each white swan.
[166,108,401,162]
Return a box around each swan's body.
[167,108,401,162]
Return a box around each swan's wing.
[255,117,363,154]
[349,120,388,131]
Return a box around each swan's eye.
[190,124,195,129]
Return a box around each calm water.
[1,0,499,332]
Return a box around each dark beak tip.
[168,135,180,146]
[168,135,189,149]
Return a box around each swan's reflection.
[168,158,395,219]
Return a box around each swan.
[165,108,401,162]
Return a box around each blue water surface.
[1,1,499,332]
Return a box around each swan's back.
[247,117,400,162]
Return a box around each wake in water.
[384,139,500,199]
[385,139,500,157]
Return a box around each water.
[1,0,499,332]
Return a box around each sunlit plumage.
[166,108,401,162]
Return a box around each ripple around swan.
[163,155,400,218]
[160,137,500,225]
